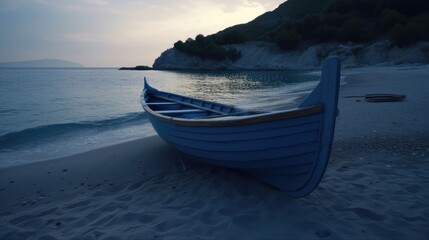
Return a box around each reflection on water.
[145,70,320,110]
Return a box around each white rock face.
[362,41,390,65]
[388,42,429,64]
[152,48,231,70]
[152,41,429,70]
[297,46,322,68]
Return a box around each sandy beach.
[1,65,428,239]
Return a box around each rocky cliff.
[153,40,429,70]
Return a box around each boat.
[141,57,341,198]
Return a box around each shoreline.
[1,65,429,239]
[153,40,429,70]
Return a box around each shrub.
[390,22,427,47]
[295,15,321,39]
[174,34,242,61]
[226,48,242,62]
[384,0,429,16]
[218,31,246,45]
[315,24,338,42]
[322,12,348,27]
[317,48,332,61]
[339,17,376,42]
[275,28,302,50]
[195,34,205,45]
[381,8,408,31]
[327,0,377,16]
[203,42,226,60]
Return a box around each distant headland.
[152,0,429,70]
[0,59,84,68]
[119,65,152,71]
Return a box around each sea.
[0,68,321,168]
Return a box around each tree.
[173,34,242,61]
[315,24,338,42]
[390,21,427,46]
[219,31,246,44]
[339,17,376,42]
[381,8,408,31]
[276,28,302,50]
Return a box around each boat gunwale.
[142,103,324,127]
[142,88,237,112]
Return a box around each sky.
[0,0,285,67]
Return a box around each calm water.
[0,68,320,168]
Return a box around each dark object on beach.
[119,65,152,71]
[344,94,406,102]
[365,94,406,102]
[141,57,341,198]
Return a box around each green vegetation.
[174,0,429,60]
[271,0,429,48]
[173,32,243,61]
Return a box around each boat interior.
[145,91,260,119]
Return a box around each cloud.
[61,33,103,43]
[214,0,282,13]
[81,0,109,5]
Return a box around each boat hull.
[147,111,323,197]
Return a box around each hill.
[219,0,429,46]
[156,0,429,67]
[219,0,333,41]
[0,59,84,68]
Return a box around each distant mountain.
[0,59,84,68]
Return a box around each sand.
[1,65,429,240]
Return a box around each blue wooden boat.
[141,57,341,198]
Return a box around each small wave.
[0,112,149,150]
[0,108,20,115]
